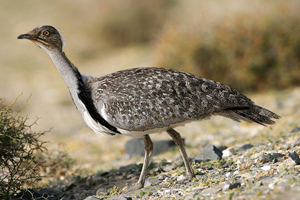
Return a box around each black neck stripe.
[77,80,120,135]
[69,66,120,135]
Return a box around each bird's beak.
[17,33,37,40]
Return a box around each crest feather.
[56,28,67,51]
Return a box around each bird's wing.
[89,68,254,131]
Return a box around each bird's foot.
[126,182,143,192]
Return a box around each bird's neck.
[46,49,83,92]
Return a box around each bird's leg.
[128,134,153,191]
[166,128,195,181]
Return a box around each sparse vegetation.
[0,97,47,199]
[154,1,300,92]
[109,185,122,196]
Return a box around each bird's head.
[18,25,66,52]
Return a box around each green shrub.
[0,97,47,199]
[154,2,300,92]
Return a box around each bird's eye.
[43,31,50,36]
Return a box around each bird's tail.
[218,105,280,126]
[233,105,280,126]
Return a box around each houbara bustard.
[18,25,280,190]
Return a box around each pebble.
[119,164,137,172]
[288,151,300,164]
[96,188,109,196]
[285,157,298,166]
[261,165,271,171]
[222,147,237,157]
[271,153,285,160]
[223,182,241,191]
[256,153,272,163]
[144,177,161,187]
[84,197,101,200]
[237,143,254,152]
[293,137,300,147]
[291,126,300,133]
[36,188,56,197]
[194,144,223,162]
[176,175,186,182]
[66,183,76,191]
[217,145,228,152]
[119,196,132,200]
[222,161,235,168]
[237,158,254,170]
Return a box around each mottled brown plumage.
[86,67,279,132]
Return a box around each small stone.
[237,144,254,152]
[217,145,228,152]
[256,153,272,163]
[119,164,137,172]
[285,157,297,166]
[202,183,227,195]
[73,194,81,199]
[120,196,132,200]
[177,175,185,182]
[225,172,231,177]
[196,175,202,179]
[237,158,254,170]
[184,194,194,200]
[288,151,300,164]
[174,160,184,168]
[271,153,285,160]
[98,172,109,177]
[268,182,276,190]
[84,196,102,200]
[165,189,171,194]
[162,165,173,172]
[222,147,236,157]
[66,183,76,191]
[36,188,55,196]
[291,126,300,133]
[223,182,241,191]
[222,161,235,168]
[96,188,109,196]
[144,177,161,187]
[261,165,271,171]
[293,137,300,147]
[194,144,222,162]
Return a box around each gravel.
[17,132,300,200]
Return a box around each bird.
[18,25,280,190]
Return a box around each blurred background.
[0,0,299,173]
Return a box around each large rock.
[194,144,223,162]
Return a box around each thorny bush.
[0,97,47,199]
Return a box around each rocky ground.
[12,88,300,200]
[16,129,300,200]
